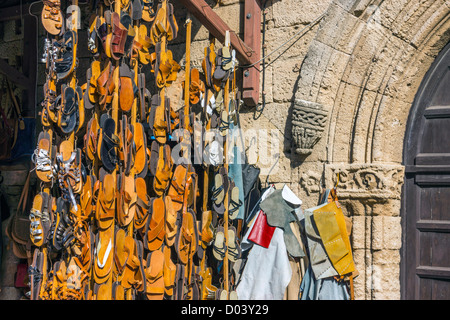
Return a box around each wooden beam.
[178,0,256,66]
[0,3,31,22]
[0,58,31,89]
[242,0,262,106]
[22,14,37,117]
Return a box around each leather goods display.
[11,0,356,301]
[22,0,248,301]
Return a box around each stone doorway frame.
[290,0,450,299]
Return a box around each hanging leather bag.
[6,79,35,161]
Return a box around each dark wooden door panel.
[418,187,450,221]
[421,119,450,153]
[419,232,450,267]
[418,277,450,300]
[402,41,450,299]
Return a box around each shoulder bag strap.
[16,172,31,214]
[5,79,25,130]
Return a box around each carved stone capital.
[324,163,405,200]
[291,99,329,155]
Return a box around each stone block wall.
[1,0,449,300]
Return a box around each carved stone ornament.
[291,99,328,155]
[325,163,405,200]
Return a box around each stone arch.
[293,0,450,165]
[290,0,450,299]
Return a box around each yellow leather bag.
[312,199,355,276]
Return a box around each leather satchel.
[247,209,276,248]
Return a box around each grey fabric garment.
[300,265,350,300]
[260,189,305,258]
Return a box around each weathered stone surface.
[325,163,405,200]
[272,0,332,28]
[291,99,329,156]
[372,216,402,250]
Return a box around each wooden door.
[402,41,450,299]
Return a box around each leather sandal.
[117,172,136,227]
[56,140,83,207]
[119,62,136,112]
[168,164,188,212]
[97,61,115,110]
[163,244,176,297]
[137,72,150,121]
[142,0,156,22]
[33,131,56,183]
[200,210,214,249]
[58,85,79,134]
[29,192,52,247]
[110,12,132,60]
[227,226,241,262]
[112,281,125,300]
[144,247,165,300]
[80,174,95,221]
[132,24,152,65]
[84,114,100,163]
[95,170,115,230]
[183,68,204,105]
[164,195,178,247]
[100,115,119,172]
[41,0,62,35]
[88,60,101,104]
[166,2,178,42]
[211,167,229,215]
[153,144,173,196]
[93,226,114,284]
[41,79,58,126]
[119,234,136,289]
[75,85,85,134]
[73,223,93,277]
[212,225,226,261]
[87,14,99,57]
[175,177,197,265]
[119,115,134,175]
[133,177,152,231]
[199,267,218,300]
[54,30,78,80]
[144,196,166,251]
[149,2,167,45]
[133,122,149,178]
[175,211,193,265]
[121,237,145,292]
[113,227,129,282]
[228,182,243,220]
[29,249,46,300]
[156,49,180,88]
[153,103,167,144]
[202,42,216,88]
[51,197,71,251]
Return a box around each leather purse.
[247,210,276,248]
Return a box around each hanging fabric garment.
[300,265,350,300]
[236,227,292,300]
[259,186,305,258]
[303,204,339,280]
[227,122,245,220]
[236,186,292,300]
